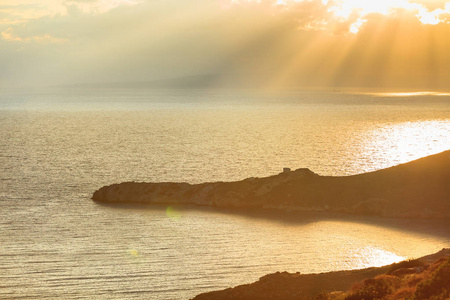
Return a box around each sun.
[231,0,450,34]
[248,0,450,34]
[327,0,450,32]
[329,0,409,18]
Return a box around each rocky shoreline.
[92,150,450,219]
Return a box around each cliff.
[92,150,450,219]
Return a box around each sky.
[1,0,450,89]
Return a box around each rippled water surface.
[1,88,449,299]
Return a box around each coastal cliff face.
[92,150,450,219]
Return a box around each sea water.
[0,88,449,299]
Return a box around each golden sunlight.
[268,0,450,33]
[327,0,450,33]
[363,120,450,171]
[356,246,405,267]
[362,92,450,97]
[329,0,406,18]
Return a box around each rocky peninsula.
[92,150,450,219]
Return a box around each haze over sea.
[1,88,449,299]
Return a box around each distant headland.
[92,150,450,219]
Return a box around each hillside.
[191,249,450,300]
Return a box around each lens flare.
[166,206,182,220]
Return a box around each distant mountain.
[60,74,228,89]
[92,150,450,219]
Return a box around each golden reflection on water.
[362,120,450,171]
[1,91,448,300]
[298,219,444,271]
[362,91,450,97]
[351,246,404,268]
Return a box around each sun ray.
[267,30,326,88]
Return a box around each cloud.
[0,0,142,25]
[1,26,68,43]
[235,0,450,33]
[63,0,142,14]
[416,3,450,24]
[0,3,66,22]
[0,27,22,41]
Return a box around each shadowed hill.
[92,150,450,219]
[61,74,223,89]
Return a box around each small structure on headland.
[283,167,291,173]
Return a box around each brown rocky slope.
[92,150,450,219]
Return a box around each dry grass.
[316,257,450,300]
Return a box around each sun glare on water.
[362,91,450,97]
[361,120,450,172]
[355,246,405,267]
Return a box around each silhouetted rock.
[92,150,450,219]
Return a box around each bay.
[1,88,449,299]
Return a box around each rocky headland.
[92,150,450,219]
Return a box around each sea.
[1,88,449,299]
